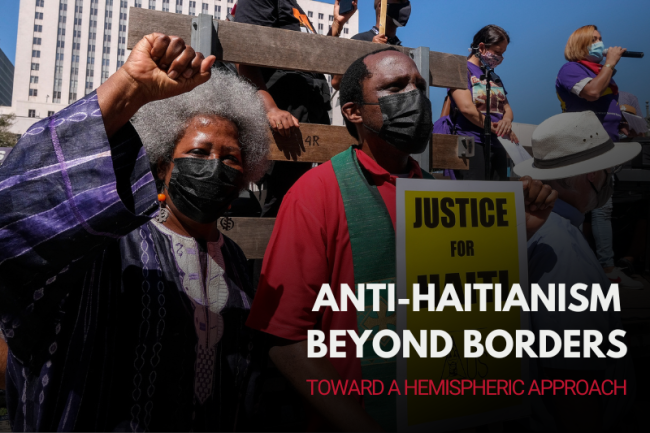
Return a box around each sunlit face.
[159,115,243,189]
[479,40,508,58]
[358,50,427,135]
[593,29,602,44]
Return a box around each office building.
[8,0,358,133]
[0,49,14,106]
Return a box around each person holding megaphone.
[556,25,644,290]
[556,25,628,141]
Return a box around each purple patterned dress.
[0,93,260,431]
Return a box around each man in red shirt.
[247,48,558,431]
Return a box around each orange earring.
[155,191,170,223]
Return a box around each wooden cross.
[127,7,473,259]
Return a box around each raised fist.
[122,33,217,104]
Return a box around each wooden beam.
[378,0,388,36]
[430,134,470,171]
[428,51,469,90]
[268,127,471,171]
[127,7,467,89]
[268,124,357,163]
[217,217,275,259]
[128,7,191,43]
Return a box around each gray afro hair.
[132,67,270,185]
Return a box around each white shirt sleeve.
[571,77,592,96]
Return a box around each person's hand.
[619,124,639,138]
[605,46,626,67]
[520,176,558,239]
[494,118,513,138]
[333,0,358,26]
[372,34,389,44]
[119,33,216,105]
[267,107,300,138]
[508,130,520,144]
[97,33,216,138]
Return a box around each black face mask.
[387,1,411,27]
[167,158,242,224]
[362,89,433,154]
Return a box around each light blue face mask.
[586,41,605,63]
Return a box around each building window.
[344,28,349,35]
[69,93,77,102]
[33,37,42,45]
[308,11,313,18]
[318,23,323,34]
[329,15,333,22]
[35,0,45,6]
[48,111,54,117]
[189,0,196,14]
[28,110,36,118]
[149,0,156,9]
[214,5,220,18]
[29,89,38,96]
[32,50,41,58]
[202,2,208,13]
[318,13,323,20]
[34,24,43,32]
[176,0,182,13]
[162,0,169,11]
[30,76,39,83]
[227,7,232,13]
[227,0,233,3]
[31,63,40,70]
[35,12,44,19]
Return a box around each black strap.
[448,90,459,135]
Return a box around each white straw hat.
[513,111,641,180]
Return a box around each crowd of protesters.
[0,0,646,431]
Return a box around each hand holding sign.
[520,176,558,239]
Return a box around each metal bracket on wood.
[411,46,430,98]
[411,46,431,171]
[457,136,475,158]
[191,13,217,56]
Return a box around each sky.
[0,0,20,64]
[1,0,649,125]
[325,0,650,125]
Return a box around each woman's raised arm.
[0,35,215,349]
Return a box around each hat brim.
[513,142,642,180]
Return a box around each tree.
[0,113,18,147]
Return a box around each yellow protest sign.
[396,180,530,431]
